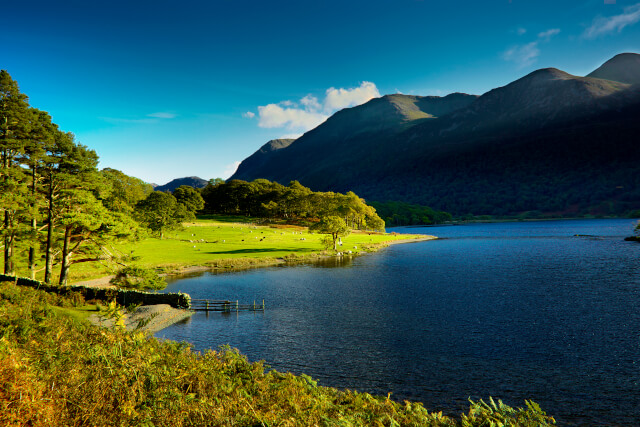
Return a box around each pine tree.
[0,70,31,275]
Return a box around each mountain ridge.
[231,53,640,216]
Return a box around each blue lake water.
[157,219,640,425]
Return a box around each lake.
[157,219,640,426]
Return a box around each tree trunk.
[332,232,337,251]
[28,166,37,279]
[59,226,71,285]
[44,180,54,283]
[2,148,14,275]
[4,211,14,275]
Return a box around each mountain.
[231,53,640,217]
[155,176,209,192]
[587,52,640,85]
[233,139,295,179]
[232,92,477,183]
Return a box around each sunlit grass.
[9,216,431,283]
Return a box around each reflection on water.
[157,219,640,426]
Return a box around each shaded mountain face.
[233,139,295,179]
[155,176,208,192]
[587,52,640,85]
[232,53,640,216]
[231,93,477,182]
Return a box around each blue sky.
[2,0,639,184]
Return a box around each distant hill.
[155,176,208,192]
[231,53,640,217]
[587,52,640,85]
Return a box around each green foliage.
[0,70,141,284]
[135,191,193,239]
[102,300,126,330]
[172,185,205,213]
[370,201,452,226]
[310,215,351,251]
[0,282,554,426]
[110,266,167,290]
[202,178,386,231]
[461,398,555,426]
[100,168,153,213]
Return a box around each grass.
[0,281,556,426]
[50,304,103,323]
[4,216,433,284]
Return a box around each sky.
[1,0,639,185]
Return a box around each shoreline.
[75,234,437,333]
[74,234,437,289]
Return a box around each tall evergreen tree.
[22,108,56,278]
[0,70,31,275]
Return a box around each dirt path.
[73,275,116,288]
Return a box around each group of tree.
[368,201,452,226]
[0,70,205,285]
[134,185,203,239]
[201,178,385,232]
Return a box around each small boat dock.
[190,299,265,312]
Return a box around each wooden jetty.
[190,299,265,312]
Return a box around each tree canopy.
[309,216,351,250]
[201,179,386,232]
[0,70,145,284]
[135,191,192,239]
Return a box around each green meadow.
[62,217,432,283]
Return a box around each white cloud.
[147,112,176,119]
[223,161,241,179]
[300,94,321,111]
[517,27,527,35]
[279,133,302,140]
[503,42,541,68]
[257,103,328,130]
[502,28,560,68]
[242,111,256,119]
[538,28,560,41]
[584,3,640,39]
[323,81,380,113]
[255,81,380,133]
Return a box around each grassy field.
[11,216,433,284]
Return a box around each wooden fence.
[190,299,265,312]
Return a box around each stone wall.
[0,274,191,309]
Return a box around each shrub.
[110,266,166,290]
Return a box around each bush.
[110,266,166,290]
